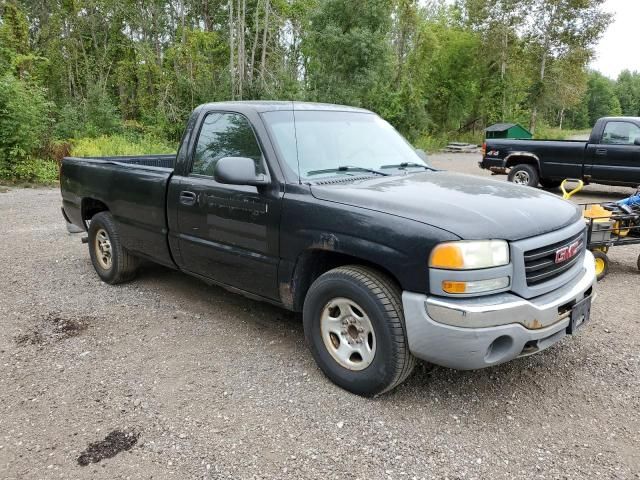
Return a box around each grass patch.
[415,131,484,153]
[70,134,176,157]
[534,127,591,140]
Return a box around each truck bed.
[60,153,177,268]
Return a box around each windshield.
[262,110,428,179]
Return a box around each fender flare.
[504,151,541,169]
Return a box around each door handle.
[179,191,197,206]
[595,148,607,156]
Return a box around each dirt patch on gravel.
[15,312,89,345]
[77,429,140,466]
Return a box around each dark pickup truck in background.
[480,117,640,188]
[61,101,596,396]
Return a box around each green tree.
[615,70,640,117]
[524,0,611,133]
[585,71,621,125]
[303,0,394,108]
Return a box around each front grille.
[523,231,585,286]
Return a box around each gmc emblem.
[555,240,580,264]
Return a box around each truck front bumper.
[402,252,596,370]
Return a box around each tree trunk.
[501,27,507,121]
[249,0,261,87]
[229,0,235,99]
[530,51,547,134]
[259,0,270,88]
[237,0,246,99]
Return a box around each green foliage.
[615,70,640,117]
[0,0,623,183]
[70,135,176,157]
[5,158,58,183]
[585,71,622,126]
[0,73,52,177]
[304,0,394,107]
[533,126,591,140]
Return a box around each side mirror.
[415,148,428,162]
[634,138,640,146]
[214,157,268,186]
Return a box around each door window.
[191,113,264,176]
[601,121,640,145]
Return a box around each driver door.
[172,111,282,300]
[587,120,640,184]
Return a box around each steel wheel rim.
[513,170,530,185]
[320,297,376,371]
[95,228,113,270]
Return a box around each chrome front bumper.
[402,251,596,370]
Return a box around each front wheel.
[303,265,416,396]
[507,164,539,187]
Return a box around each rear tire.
[303,265,416,397]
[508,164,539,187]
[88,212,139,284]
[540,178,562,189]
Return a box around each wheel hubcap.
[320,298,376,371]
[95,228,113,270]
[513,171,530,185]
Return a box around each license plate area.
[567,296,592,335]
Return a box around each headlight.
[429,240,509,270]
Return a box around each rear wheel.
[303,265,416,397]
[540,178,562,189]
[88,212,139,284]
[593,250,609,281]
[507,164,539,187]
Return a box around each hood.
[310,171,581,241]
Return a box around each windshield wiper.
[307,165,390,176]
[380,162,436,171]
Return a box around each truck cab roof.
[196,100,372,114]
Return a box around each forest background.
[0,0,632,182]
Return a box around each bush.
[0,73,52,178]
[7,158,58,183]
[54,86,122,139]
[70,134,176,157]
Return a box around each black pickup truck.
[61,101,596,396]
[480,117,640,188]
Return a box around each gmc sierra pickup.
[480,117,640,188]
[61,101,596,396]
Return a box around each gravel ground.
[1,154,639,479]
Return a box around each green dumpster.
[485,123,532,140]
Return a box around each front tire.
[508,164,539,187]
[303,266,416,396]
[88,212,139,284]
